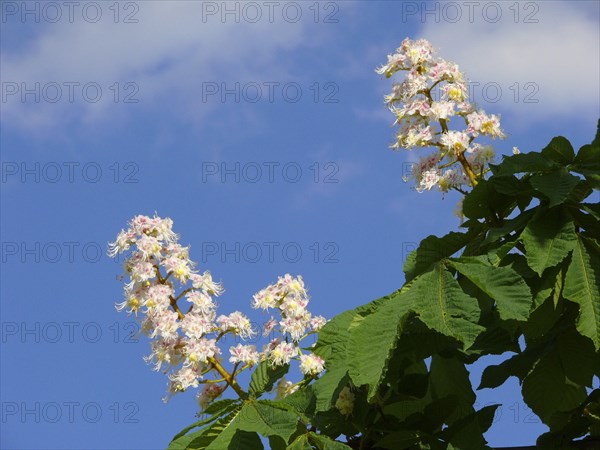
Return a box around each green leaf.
[563,236,600,349]
[442,404,500,449]
[249,361,289,398]
[170,400,239,444]
[491,152,557,176]
[286,434,312,450]
[168,405,243,450]
[429,355,476,423]
[478,346,545,390]
[309,433,353,450]
[481,207,537,246]
[347,290,412,399]
[522,349,587,425]
[557,328,597,386]
[530,169,581,207]
[575,143,600,173]
[450,258,532,321]
[228,431,263,450]
[403,264,484,348]
[462,179,493,219]
[233,401,299,443]
[374,430,422,449]
[521,207,577,276]
[541,136,575,165]
[170,400,299,450]
[311,301,383,411]
[404,232,472,282]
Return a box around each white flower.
[440,131,470,154]
[216,311,256,340]
[197,384,224,410]
[299,353,325,376]
[183,338,219,367]
[267,341,296,366]
[229,344,260,366]
[513,146,521,155]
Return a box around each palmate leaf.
[540,136,575,165]
[450,257,532,321]
[490,152,557,176]
[248,361,289,398]
[287,432,352,450]
[521,207,577,276]
[403,263,484,349]
[347,289,413,399]
[311,299,384,411]
[530,169,581,207]
[522,349,587,425]
[404,231,472,282]
[170,400,240,444]
[169,400,299,450]
[563,236,600,349]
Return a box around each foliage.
[167,125,599,449]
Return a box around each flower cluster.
[109,215,327,408]
[377,38,506,194]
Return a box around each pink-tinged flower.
[263,317,278,337]
[394,124,434,150]
[438,169,469,193]
[280,315,309,342]
[168,367,200,393]
[428,60,464,84]
[466,111,506,139]
[310,316,327,331]
[252,288,278,311]
[128,259,155,283]
[267,341,296,366]
[197,383,225,410]
[144,338,182,372]
[185,291,215,315]
[216,311,256,340]
[335,386,355,416]
[398,37,434,66]
[183,338,219,367]
[375,52,407,78]
[417,168,441,192]
[428,101,455,121]
[299,353,325,376]
[440,131,470,154]
[130,215,154,235]
[190,271,224,296]
[144,284,173,312]
[397,98,431,119]
[229,344,260,366]
[181,311,216,339]
[149,309,180,341]
[136,234,162,259]
[108,229,136,257]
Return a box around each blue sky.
[1,1,599,449]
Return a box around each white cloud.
[419,1,599,121]
[1,1,328,135]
